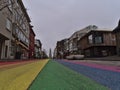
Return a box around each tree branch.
[0,1,14,11]
[0,5,8,11]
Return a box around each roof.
[80,29,113,40]
[69,25,112,40]
[92,28,112,32]
[113,20,120,33]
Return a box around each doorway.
[5,46,8,58]
[0,43,2,59]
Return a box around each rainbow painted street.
[0,60,48,90]
[0,59,120,90]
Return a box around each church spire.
[49,48,52,59]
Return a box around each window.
[18,31,21,39]
[94,32,103,44]
[26,38,28,44]
[22,24,26,30]
[11,43,15,56]
[8,0,12,11]
[88,35,93,44]
[6,18,12,31]
[95,36,103,44]
[15,11,19,21]
[25,25,29,33]
[19,19,22,26]
[16,27,19,34]
[20,33,23,40]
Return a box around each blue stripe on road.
[57,60,120,90]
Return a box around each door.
[5,46,8,58]
[0,43,2,59]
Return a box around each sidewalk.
[85,55,120,61]
[83,55,120,66]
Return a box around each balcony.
[0,33,9,41]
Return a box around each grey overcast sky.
[23,0,120,54]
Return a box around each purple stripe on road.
[64,60,120,73]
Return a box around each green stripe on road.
[29,60,108,90]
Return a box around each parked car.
[66,55,84,60]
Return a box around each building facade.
[113,20,120,56]
[0,0,31,60]
[0,0,13,59]
[29,25,35,59]
[54,25,116,59]
[34,39,42,59]
[68,25,97,55]
[79,29,116,57]
[56,40,64,59]
[53,47,57,59]
[13,0,30,59]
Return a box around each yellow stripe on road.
[0,59,49,90]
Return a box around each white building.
[0,0,30,60]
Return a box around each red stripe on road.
[64,60,120,72]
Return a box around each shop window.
[85,50,90,57]
[102,50,107,56]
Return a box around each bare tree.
[0,0,14,11]
[0,0,9,11]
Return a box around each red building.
[29,25,36,59]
